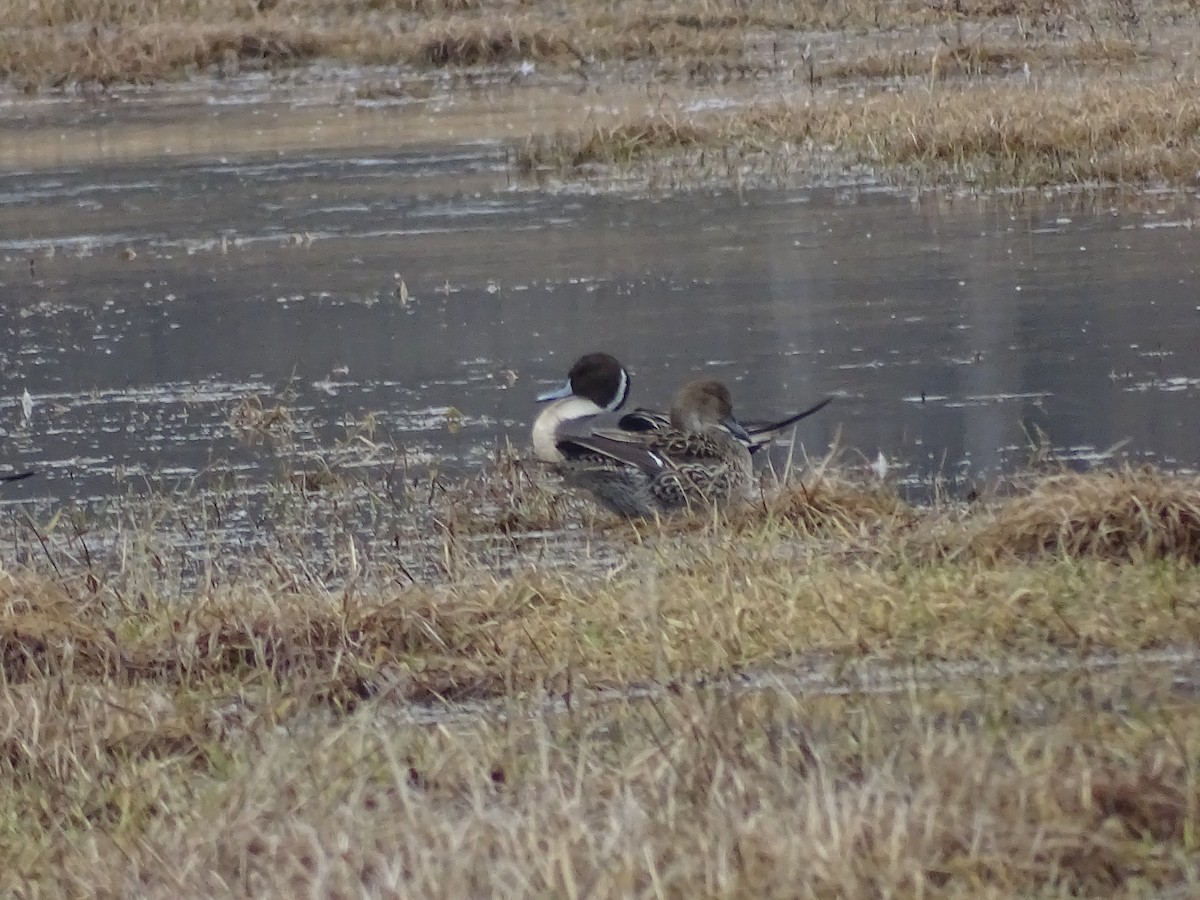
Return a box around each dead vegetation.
[1,24,329,89]
[965,468,1200,563]
[520,118,711,171]
[2,0,1196,88]
[819,34,1146,82]
[519,74,1200,187]
[4,460,1200,893]
[431,443,589,535]
[412,19,582,67]
[228,394,296,438]
[4,0,1200,188]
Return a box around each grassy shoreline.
[4,1,1200,189]
[4,463,1200,894]
[517,77,1200,188]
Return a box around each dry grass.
[3,0,1197,88]
[5,462,1200,893]
[414,21,581,67]
[963,468,1200,563]
[5,0,1200,189]
[8,0,1118,34]
[820,35,1146,82]
[431,444,591,535]
[518,75,1200,187]
[5,659,1200,896]
[1,24,329,89]
[520,118,711,170]
[742,468,920,536]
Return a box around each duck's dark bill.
[720,416,753,444]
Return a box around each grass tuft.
[517,118,709,172]
[821,35,1146,82]
[432,443,586,534]
[415,21,578,67]
[965,468,1200,563]
[751,470,918,537]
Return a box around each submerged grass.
[4,461,1200,892]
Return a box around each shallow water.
[349,641,1200,733]
[2,90,1200,510]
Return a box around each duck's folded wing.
[618,397,834,450]
[555,431,669,476]
[0,471,36,484]
[616,407,669,433]
[582,421,735,465]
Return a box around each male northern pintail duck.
[535,376,756,519]
[532,352,631,464]
[536,352,833,454]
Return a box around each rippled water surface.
[3,92,1200,508]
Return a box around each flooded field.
[5,75,1200,897]
[3,92,1198,508]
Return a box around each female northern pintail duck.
[535,376,757,519]
[618,395,834,454]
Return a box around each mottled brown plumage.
[550,379,755,519]
[618,395,833,454]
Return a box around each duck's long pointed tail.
[746,396,835,451]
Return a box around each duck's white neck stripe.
[605,369,629,412]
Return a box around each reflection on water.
[2,104,1199,509]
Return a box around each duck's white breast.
[531,396,605,463]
